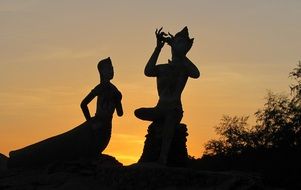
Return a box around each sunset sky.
[1,0,301,165]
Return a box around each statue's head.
[166,26,194,56]
[98,57,114,81]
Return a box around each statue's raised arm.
[144,27,168,77]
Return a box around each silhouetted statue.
[135,27,200,165]
[8,57,123,167]
[81,57,123,152]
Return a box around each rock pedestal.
[138,121,188,166]
[0,153,8,172]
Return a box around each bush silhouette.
[200,62,301,173]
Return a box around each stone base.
[138,121,188,166]
[0,153,8,172]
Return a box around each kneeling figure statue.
[135,27,200,166]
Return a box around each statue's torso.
[92,83,122,118]
[156,62,188,109]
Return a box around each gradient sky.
[1,0,301,165]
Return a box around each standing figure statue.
[9,57,123,167]
[81,57,123,153]
[135,27,200,165]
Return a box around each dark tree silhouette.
[199,62,301,183]
[204,115,250,156]
[204,62,301,158]
[254,92,294,149]
[289,61,301,149]
[290,61,301,100]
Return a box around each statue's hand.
[155,27,167,49]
